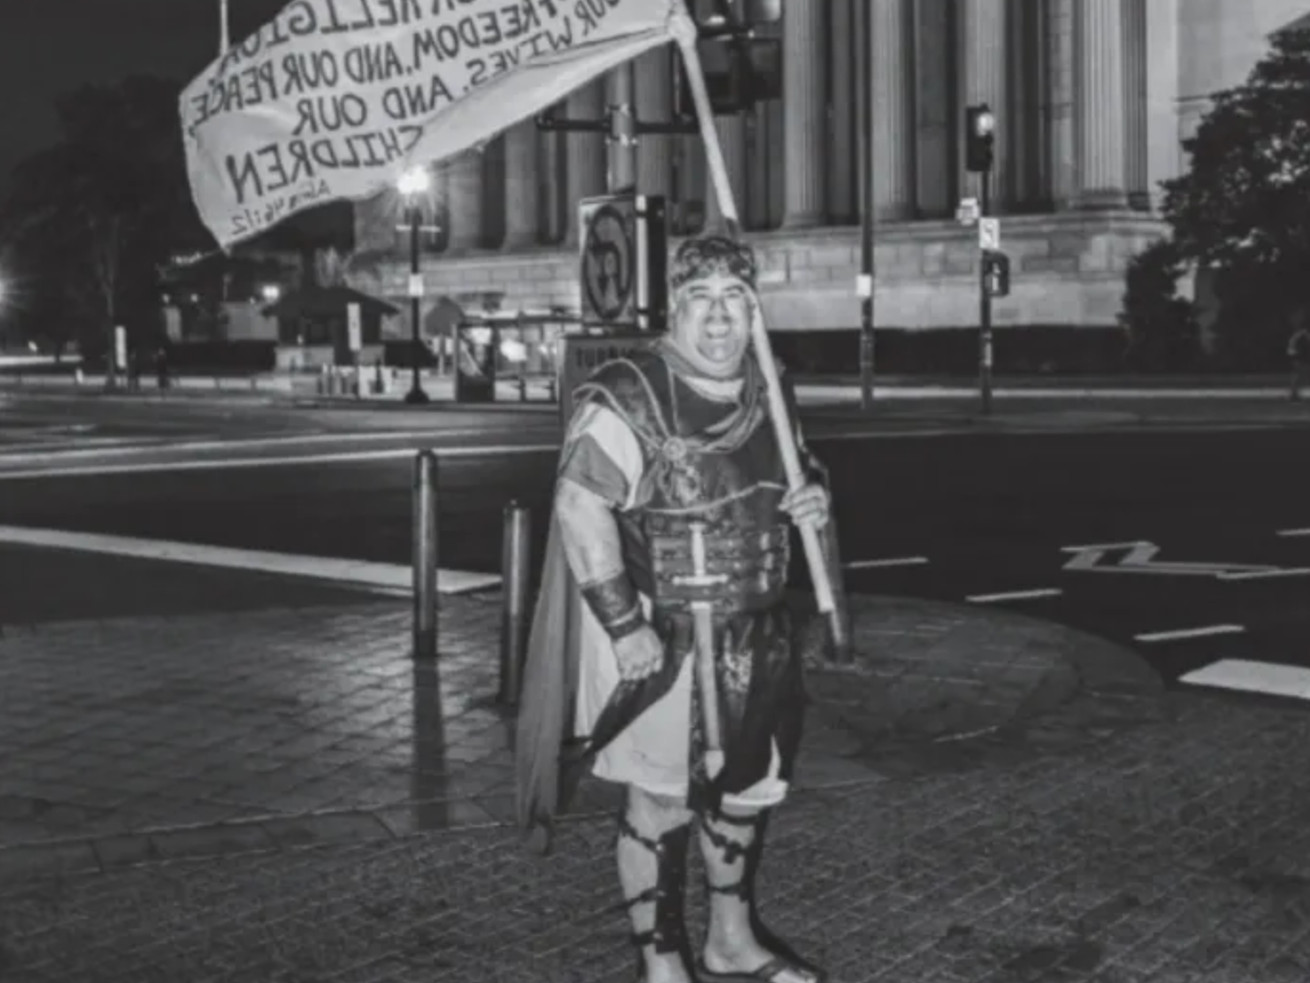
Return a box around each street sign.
[114,326,127,372]
[855,273,873,299]
[978,217,1000,250]
[578,194,668,331]
[408,273,425,298]
[956,197,979,226]
[1061,541,1310,579]
[347,302,362,352]
[581,199,636,323]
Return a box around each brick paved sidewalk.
[19,567,1304,983]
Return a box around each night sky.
[0,0,285,194]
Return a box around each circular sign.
[582,204,634,321]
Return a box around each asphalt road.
[2,392,1309,687]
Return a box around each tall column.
[1074,0,1128,208]
[781,0,826,228]
[538,123,565,244]
[444,150,483,253]
[1145,0,1180,212]
[1123,0,1149,209]
[960,0,1009,211]
[827,0,857,224]
[1046,0,1077,209]
[1007,0,1046,210]
[914,0,955,218]
[635,48,673,198]
[705,114,747,231]
[481,135,506,249]
[872,0,916,220]
[564,81,607,246]
[502,120,539,251]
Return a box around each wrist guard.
[581,572,646,640]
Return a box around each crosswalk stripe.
[1135,624,1245,643]
[1179,659,1310,701]
[0,526,500,595]
[966,588,1063,603]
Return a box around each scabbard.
[691,601,725,779]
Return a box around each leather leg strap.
[700,809,766,899]
[616,810,692,956]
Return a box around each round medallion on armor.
[661,436,689,465]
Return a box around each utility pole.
[607,64,638,194]
[857,1,875,413]
[965,104,996,415]
[219,0,230,55]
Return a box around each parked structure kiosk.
[556,192,669,424]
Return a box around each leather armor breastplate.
[575,348,791,615]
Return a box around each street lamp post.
[398,166,431,405]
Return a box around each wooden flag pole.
[672,28,843,636]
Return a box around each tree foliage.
[0,75,207,356]
[1159,26,1310,365]
[1118,239,1200,372]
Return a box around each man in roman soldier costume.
[516,234,834,983]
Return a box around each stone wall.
[348,212,1168,340]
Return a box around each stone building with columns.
[341,0,1310,370]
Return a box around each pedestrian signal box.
[984,250,1011,298]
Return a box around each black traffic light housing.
[677,0,782,115]
[965,104,996,174]
[983,250,1010,298]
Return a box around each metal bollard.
[412,450,439,659]
[498,502,532,706]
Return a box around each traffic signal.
[965,104,995,173]
[983,250,1010,298]
[742,0,782,23]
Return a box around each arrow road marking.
[1134,624,1245,643]
[1061,541,1309,578]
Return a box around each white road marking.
[0,443,561,480]
[1216,567,1310,580]
[1179,659,1310,701]
[0,526,501,595]
[1134,624,1245,643]
[843,556,929,570]
[966,588,1063,603]
[0,426,550,465]
[1276,527,1310,538]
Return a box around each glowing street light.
[397,166,431,198]
[399,165,432,405]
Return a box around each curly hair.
[669,235,758,293]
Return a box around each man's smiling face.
[670,272,752,379]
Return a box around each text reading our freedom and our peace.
[187,0,632,238]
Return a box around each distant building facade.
[344,0,1310,343]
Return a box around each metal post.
[608,64,638,193]
[858,0,875,413]
[498,502,532,706]
[979,171,993,415]
[405,205,430,404]
[413,450,439,659]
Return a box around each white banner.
[181,0,694,250]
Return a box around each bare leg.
[618,785,696,983]
[698,805,824,983]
